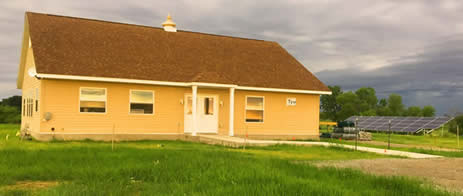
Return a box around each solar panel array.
[345,116,453,133]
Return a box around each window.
[29,99,33,117]
[35,88,39,112]
[245,96,264,122]
[80,87,106,113]
[22,99,25,116]
[204,98,214,115]
[25,98,32,117]
[130,90,154,114]
[25,98,30,117]
[186,96,192,115]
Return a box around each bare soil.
[360,140,461,152]
[2,181,59,191]
[314,158,463,193]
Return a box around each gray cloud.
[317,36,463,114]
[0,0,462,114]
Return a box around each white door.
[184,95,219,133]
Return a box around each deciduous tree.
[405,106,422,117]
[320,86,342,121]
[422,105,436,117]
[336,92,360,121]
[355,87,378,113]
[388,94,404,116]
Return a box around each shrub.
[448,115,463,135]
[0,105,21,124]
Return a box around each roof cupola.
[162,13,177,32]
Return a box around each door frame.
[184,93,219,133]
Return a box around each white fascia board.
[36,74,190,87]
[236,86,332,95]
[190,82,237,88]
[35,73,332,95]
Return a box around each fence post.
[112,124,115,151]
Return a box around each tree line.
[321,86,436,122]
[0,95,21,124]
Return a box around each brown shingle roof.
[26,12,329,92]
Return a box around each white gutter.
[236,86,332,95]
[35,73,332,95]
[35,73,191,87]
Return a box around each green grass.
[322,137,463,158]
[0,124,454,195]
[320,122,462,157]
[370,132,462,150]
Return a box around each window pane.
[130,103,153,114]
[23,100,25,116]
[29,99,32,117]
[81,88,105,101]
[80,101,106,113]
[187,97,192,114]
[204,98,214,115]
[246,110,263,122]
[246,97,263,110]
[131,91,153,103]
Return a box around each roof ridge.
[26,11,272,43]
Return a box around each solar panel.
[345,116,453,133]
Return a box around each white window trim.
[129,89,155,115]
[79,87,107,114]
[245,95,264,123]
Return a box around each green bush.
[0,105,21,124]
[448,115,463,135]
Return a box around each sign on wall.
[286,98,296,106]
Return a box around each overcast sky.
[1,0,462,115]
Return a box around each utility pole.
[388,120,391,149]
[355,118,359,151]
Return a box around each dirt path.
[314,158,463,193]
[360,140,461,152]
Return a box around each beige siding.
[234,90,320,137]
[41,80,188,134]
[39,79,319,139]
[20,25,42,133]
[40,81,235,135]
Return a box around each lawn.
[320,123,463,157]
[323,138,463,158]
[321,132,463,158]
[320,123,461,148]
[370,132,461,150]
[0,124,454,195]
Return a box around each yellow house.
[17,12,331,141]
